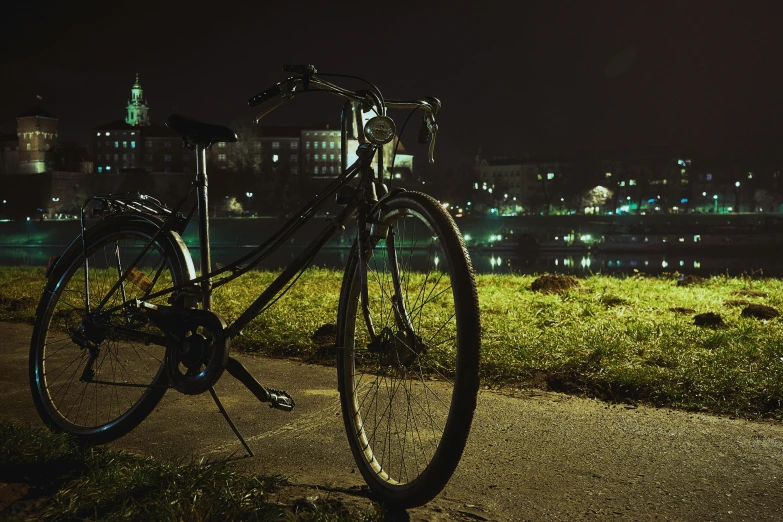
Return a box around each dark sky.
[2,0,782,167]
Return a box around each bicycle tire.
[30,215,195,444]
[336,191,480,507]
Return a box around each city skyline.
[2,1,783,169]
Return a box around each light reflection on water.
[2,246,781,277]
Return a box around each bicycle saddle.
[166,114,238,145]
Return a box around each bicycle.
[29,64,481,507]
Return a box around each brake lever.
[427,121,438,163]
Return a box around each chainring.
[164,309,230,395]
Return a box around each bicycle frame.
[80,97,393,346]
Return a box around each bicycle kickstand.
[207,357,296,458]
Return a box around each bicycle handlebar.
[247,66,440,162]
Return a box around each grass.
[1,266,782,419]
[0,418,380,521]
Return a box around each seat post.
[195,143,213,311]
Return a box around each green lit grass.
[2,266,782,419]
[0,418,378,521]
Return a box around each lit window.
[97,166,103,173]
[321,141,326,148]
[291,141,298,149]
[322,154,327,160]
[706,173,712,181]
[217,154,226,162]
[629,179,636,186]
[26,143,31,150]
[605,172,611,178]
[314,166,319,174]
[306,141,311,149]
[105,132,110,136]
[330,166,335,174]
[218,142,226,149]
[619,181,626,187]
[748,172,753,179]
[96,132,101,137]
[272,141,280,149]
[164,154,171,162]
[114,141,119,148]
[272,154,279,162]
[547,172,554,180]
[106,166,111,171]
[131,132,135,136]
[329,142,334,149]
[537,174,542,181]
[314,142,319,149]
[337,141,341,149]
[329,154,335,161]
[123,141,127,148]
[131,141,136,148]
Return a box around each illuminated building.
[92,74,182,174]
[16,107,58,174]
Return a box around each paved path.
[2,321,783,521]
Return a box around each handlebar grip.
[417,117,432,145]
[248,84,282,108]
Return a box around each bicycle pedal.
[268,388,295,412]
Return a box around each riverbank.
[1,267,781,420]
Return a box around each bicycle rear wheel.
[336,192,480,507]
[30,216,194,444]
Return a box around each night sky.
[2,0,782,168]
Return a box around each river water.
[2,217,782,277]
[2,244,781,278]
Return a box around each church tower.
[125,73,150,126]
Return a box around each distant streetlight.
[734,181,741,212]
[713,194,719,213]
[52,197,60,202]
[246,192,253,197]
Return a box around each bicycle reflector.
[364,116,396,145]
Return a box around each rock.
[733,290,769,298]
[676,275,706,287]
[741,304,779,320]
[311,323,338,356]
[312,323,338,339]
[724,299,750,308]
[531,274,579,294]
[693,312,725,328]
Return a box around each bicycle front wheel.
[30,216,195,444]
[336,191,480,507]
